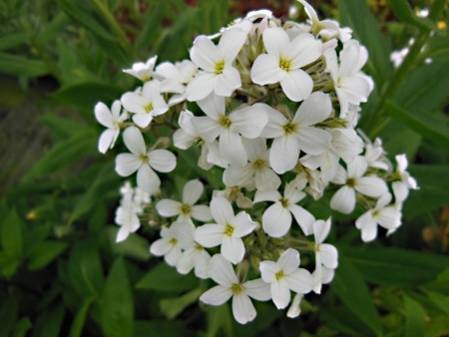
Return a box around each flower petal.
[330,185,356,214]
[191,116,221,143]
[231,104,268,139]
[115,153,141,177]
[259,261,278,283]
[280,69,313,102]
[98,129,116,154]
[197,93,225,119]
[287,268,314,294]
[221,236,245,264]
[278,248,300,274]
[190,35,221,71]
[356,176,388,198]
[271,280,291,309]
[186,72,216,101]
[210,196,234,224]
[156,199,181,217]
[250,54,285,85]
[232,212,256,238]
[137,165,160,193]
[200,286,232,305]
[195,224,224,248]
[94,102,114,128]
[319,244,338,269]
[123,126,146,155]
[263,27,290,56]
[270,136,300,174]
[148,149,176,173]
[209,253,239,285]
[232,294,257,325]
[313,218,331,244]
[150,238,171,256]
[183,179,204,204]
[262,202,292,238]
[219,27,247,63]
[290,204,315,236]
[219,130,247,165]
[215,67,241,97]
[294,91,332,126]
[191,205,212,222]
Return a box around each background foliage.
[1,0,449,336]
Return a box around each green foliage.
[1,0,449,336]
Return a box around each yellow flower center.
[194,242,204,251]
[179,203,192,216]
[224,224,235,237]
[139,154,149,162]
[280,197,290,208]
[231,283,243,295]
[214,60,225,74]
[279,56,293,72]
[346,178,356,187]
[169,237,178,246]
[275,270,285,281]
[144,102,154,113]
[282,122,298,135]
[252,159,266,170]
[218,115,232,128]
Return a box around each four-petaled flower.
[95,100,128,154]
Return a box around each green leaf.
[0,52,51,77]
[331,257,382,337]
[205,305,233,337]
[386,101,449,148]
[342,246,449,286]
[52,81,123,112]
[1,209,23,259]
[21,129,96,182]
[0,33,28,51]
[27,241,67,270]
[160,288,202,319]
[32,305,65,337]
[405,165,449,218]
[403,296,426,337]
[100,258,134,337]
[134,320,193,337]
[12,318,32,337]
[69,298,94,337]
[388,0,432,30]
[0,295,18,337]
[106,227,149,261]
[339,0,392,84]
[39,114,91,140]
[425,291,449,315]
[136,262,199,292]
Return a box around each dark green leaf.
[27,241,67,270]
[136,262,199,292]
[331,257,382,336]
[100,258,134,337]
[388,0,432,30]
[1,209,23,259]
[69,298,94,337]
[134,320,193,337]
[160,288,202,319]
[32,305,65,337]
[106,227,149,261]
[403,296,426,337]
[0,52,51,77]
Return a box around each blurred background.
[1,0,449,336]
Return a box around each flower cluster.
[95,0,417,324]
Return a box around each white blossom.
[123,55,158,81]
[115,126,176,194]
[121,81,168,128]
[195,197,256,264]
[95,100,128,154]
[251,27,322,102]
[186,28,247,101]
[200,254,271,324]
[392,154,418,204]
[156,179,212,222]
[260,249,314,309]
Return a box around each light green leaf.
[425,291,449,315]
[136,262,199,292]
[331,257,382,336]
[31,305,65,337]
[1,209,23,259]
[106,227,149,261]
[27,241,67,270]
[160,288,202,319]
[403,296,426,337]
[388,0,432,30]
[0,52,51,77]
[69,297,94,337]
[100,258,134,337]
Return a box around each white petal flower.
[186,28,247,101]
[311,218,338,294]
[364,138,390,171]
[176,239,211,279]
[190,95,268,165]
[115,127,176,194]
[259,249,314,309]
[251,27,322,102]
[200,255,271,324]
[255,179,315,237]
[194,197,256,264]
[95,100,128,154]
[150,221,194,266]
[355,194,402,242]
[121,81,168,128]
[392,154,418,204]
[262,92,332,174]
[330,156,388,214]
[156,179,212,222]
[324,40,373,116]
[123,55,158,81]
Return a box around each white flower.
[254,179,315,238]
[176,240,211,279]
[95,100,128,153]
[194,196,256,264]
[355,193,402,242]
[223,139,281,191]
[115,126,176,194]
[250,27,322,102]
[200,254,271,324]
[150,221,194,266]
[312,218,338,294]
[261,91,332,174]
[392,154,418,204]
[156,60,198,105]
[123,55,158,81]
[324,40,373,116]
[156,179,212,222]
[298,0,352,42]
[121,81,168,128]
[190,94,268,165]
[114,182,149,242]
[287,294,303,318]
[365,138,389,171]
[259,248,314,309]
[330,156,388,214]
[186,27,247,101]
